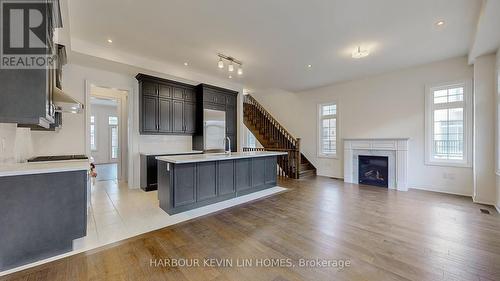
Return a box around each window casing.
[318,103,337,158]
[425,81,472,167]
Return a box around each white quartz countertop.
[0,159,89,177]
[156,151,288,164]
[140,151,204,156]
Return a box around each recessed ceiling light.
[352,46,370,59]
[107,39,113,43]
[184,62,189,66]
[436,20,445,27]
[228,75,233,79]
[307,64,312,68]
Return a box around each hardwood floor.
[2,176,500,281]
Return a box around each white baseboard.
[410,186,472,197]
[472,196,496,206]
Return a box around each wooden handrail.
[243,94,304,179]
[243,95,298,147]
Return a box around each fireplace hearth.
[358,155,389,188]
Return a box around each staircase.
[243,94,316,179]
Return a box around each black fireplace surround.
[358,155,389,188]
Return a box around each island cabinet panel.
[196,162,217,201]
[235,158,252,191]
[265,156,278,184]
[173,164,196,207]
[252,157,266,188]
[218,160,235,196]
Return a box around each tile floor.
[0,178,287,276]
[94,163,117,181]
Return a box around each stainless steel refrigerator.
[203,109,226,152]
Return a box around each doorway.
[88,86,128,182]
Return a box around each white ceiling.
[68,0,482,92]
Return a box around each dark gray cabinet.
[193,84,239,152]
[218,160,235,196]
[265,156,278,184]
[173,164,196,207]
[137,74,196,135]
[142,95,158,133]
[197,162,217,201]
[235,158,252,191]
[184,102,196,133]
[0,169,87,271]
[158,156,278,215]
[140,151,203,191]
[0,4,63,130]
[158,98,172,132]
[172,100,184,133]
[252,157,266,188]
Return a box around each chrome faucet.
[224,136,231,155]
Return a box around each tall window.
[90,115,97,151]
[426,81,471,166]
[108,116,119,159]
[247,130,256,148]
[318,103,337,157]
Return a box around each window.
[247,129,256,148]
[425,81,472,167]
[108,116,118,125]
[90,115,97,151]
[318,103,337,157]
[110,126,119,159]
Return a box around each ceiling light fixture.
[218,58,224,69]
[352,46,370,59]
[107,39,113,43]
[436,20,445,26]
[307,64,312,68]
[184,62,189,66]
[217,53,243,77]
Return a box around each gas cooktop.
[28,155,89,162]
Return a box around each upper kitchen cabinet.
[193,84,239,152]
[136,74,196,135]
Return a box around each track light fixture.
[217,53,243,77]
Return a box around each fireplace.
[358,155,389,188]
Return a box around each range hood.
[53,86,84,113]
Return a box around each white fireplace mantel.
[343,138,409,191]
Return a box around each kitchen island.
[156,151,286,214]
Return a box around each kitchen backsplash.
[0,123,34,163]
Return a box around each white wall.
[473,54,497,205]
[253,57,474,195]
[90,104,118,164]
[496,49,500,211]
